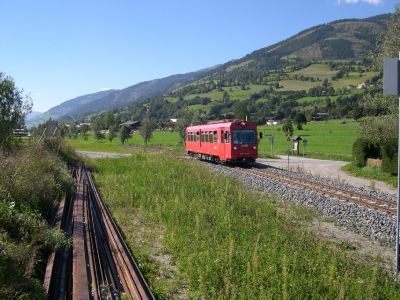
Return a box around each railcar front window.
[232,130,256,144]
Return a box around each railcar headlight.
[233,146,237,150]
[253,146,257,150]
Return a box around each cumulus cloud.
[338,0,383,4]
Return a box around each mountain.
[202,14,389,82]
[25,111,43,123]
[30,14,389,125]
[27,68,215,126]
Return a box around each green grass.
[331,72,378,89]
[66,131,183,153]
[342,163,397,188]
[278,80,320,91]
[183,85,271,102]
[292,63,337,80]
[68,119,358,161]
[259,119,359,161]
[89,153,400,299]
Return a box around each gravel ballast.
[204,162,397,247]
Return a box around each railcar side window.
[196,132,199,141]
[209,131,213,143]
[213,131,217,143]
[224,131,230,143]
[201,132,205,142]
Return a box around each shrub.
[382,139,398,175]
[0,141,73,298]
[352,138,380,167]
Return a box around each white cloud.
[100,87,111,91]
[338,0,383,5]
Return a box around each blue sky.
[0,0,398,112]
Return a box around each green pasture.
[89,153,400,298]
[66,130,182,153]
[331,72,377,89]
[278,80,320,91]
[258,119,359,161]
[67,119,358,161]
[292,63,336,79]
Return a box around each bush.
[382,139,398,175]
[0,142,72,298]
[352,138,380,167]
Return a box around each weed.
[90,154,400,298]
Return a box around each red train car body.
[185,120,258,163]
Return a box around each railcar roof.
[186,121,256,131]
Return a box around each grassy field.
[67,119,358,161]
[259,119,359,161]
[66,130,182,153]
[89,153,400,298]
[292,63,337,80]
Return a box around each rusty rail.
[44,164,154,299]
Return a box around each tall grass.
[91,153,400,299]
[0,140,72,298]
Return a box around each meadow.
[258,119,359,161]
[68,119,359,161]
[89,153,400,298]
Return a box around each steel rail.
[243,168,396,215]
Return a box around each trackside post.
[383,54,400,275]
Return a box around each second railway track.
[44,164,154,300]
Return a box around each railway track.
[239,167,397,215]
[44,164,154,300]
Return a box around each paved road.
[257,155,396,195]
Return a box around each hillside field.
[68,119,358,161]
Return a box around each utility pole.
[383,54,400,274]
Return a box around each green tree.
[139,117,154,145]
[233,102,249,120]
[104,112,115,128]
[175,109,193,143]
[80,124,90,140]
[282,119,294,138]
[222,91,230,104]
[294,113,307,130]
[373,5,400,70]
[0,73,32,152]
[108,125,117,142]
[192,110,207,125]
[91,118,104,140]
[119,125,131,144]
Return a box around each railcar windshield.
[232,130,256,144]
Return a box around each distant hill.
[27,68,214,126]
[203,14,389,82]
[29,14,389,126]
[25,111,43,123]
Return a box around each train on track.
[185,120,260,163]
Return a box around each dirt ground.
[257,155,396,195]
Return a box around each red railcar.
[185,120,258,163]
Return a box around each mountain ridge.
[27,13,390,126]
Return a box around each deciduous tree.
[139,117,154,145]
[0,73,32,152]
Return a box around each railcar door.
[220,129,225,160]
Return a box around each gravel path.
[258,155,396,195]
[77,151,131,159]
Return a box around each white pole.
[397,52,400,275]
[396,96,400,274]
